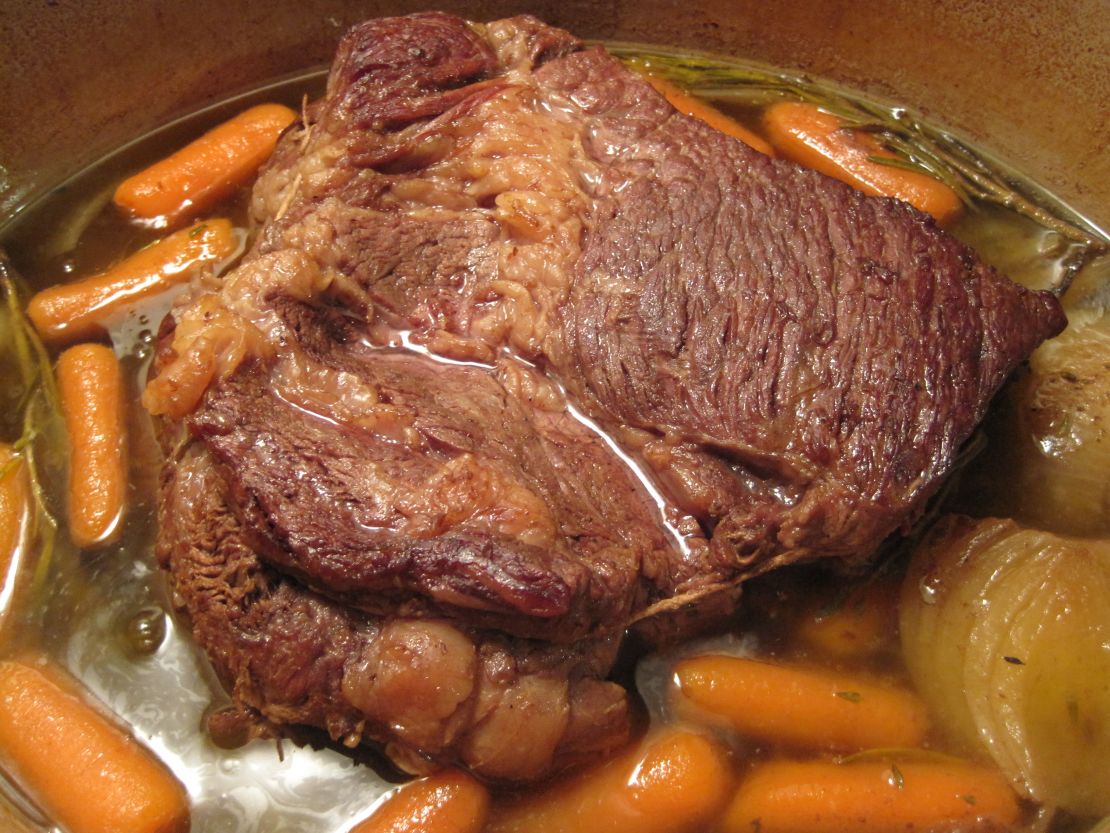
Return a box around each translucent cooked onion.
[900,516,1110,816]
[1011,309,1110,535]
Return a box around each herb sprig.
[0,252,65,602]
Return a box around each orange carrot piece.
[114,103,297,226]
[57,343,127,548]
[763,101,962,224]
[348,769,490,833]
[794,578,899,661]
[644,74,776,156]
[488,730,733,833]
[721,759,1021,833]
[674,655,928,751]
[27,218,237,346]
[0,658,189,833]
[0,445,30,627]
[0,445,29,577]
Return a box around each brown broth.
[0,46,1106,833]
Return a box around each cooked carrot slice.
[794,578,899,661]
[114,102,296,226]
[721,758,1021,833]
[763,101,962,224]
[57,343,127,548]
[642,74,776,156]
[0,444,30,622]
[488,730,733,833]
[348,769,489,833]
[674,655,928,751]
[0,658,189,833]
[27,218,238,346]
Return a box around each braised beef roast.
[147,12,1065,780]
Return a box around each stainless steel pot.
[1,0,1108,230]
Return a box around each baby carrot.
[57,343,127,549]
[488,730,733,833]
[0,444,28,564]
[720,758,1021,833]
[794,578,899,661]
[27,218,237,346]
[0,445,30,614]
[674,655,928,751]
[762,101,962,224]
[114,103,297,226]
[0,658,189,833]
[348,769,489,833]
[643,74,776,156]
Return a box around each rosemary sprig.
[0,252,64,603]
[613,46,1106,260]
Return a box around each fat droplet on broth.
[220,758,241,775]
[124,606,167,655]
[918,573,942,605]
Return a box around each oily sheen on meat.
[147,13,1065,780]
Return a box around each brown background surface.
[1,0,1107,229]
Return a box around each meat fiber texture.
[146,13,1065,780]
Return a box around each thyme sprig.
[0,252,64,601]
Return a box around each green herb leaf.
[836,690,863,703]
[866,153,930,175]
[890,764,905,790]
[961,794,977,805]
[1067,698,1080,724]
